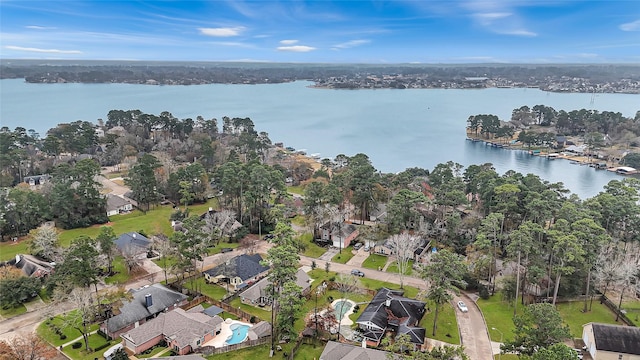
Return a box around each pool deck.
[331,299,356,326]
[203,319,252,348]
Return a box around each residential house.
[203,254,269,292]
[101,284,188,339]
[356,288,426,347]
[199,208,243,237]
[582,323,640,360]
[121,307,223,355]
[1,254,54,278]
[319,222,359,249]
[240,268,311,306]
[114,232,151,259]
[106,194,133,216]
[368,203,387,223]
[320,341,389,360]
[374,237,428,260]
[22,174,51,188]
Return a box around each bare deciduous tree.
[0,333,57,360]
[387,233,421,289]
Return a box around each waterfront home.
[101,284,188,339]
[2,254,55,278]
[203,254,269,292]
[121,307,223,355]
[582,323,640,360]
[356,288,426,348]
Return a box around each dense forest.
[2,60,640,93]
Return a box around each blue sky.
[1,0,639,63]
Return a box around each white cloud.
[474,12,512,25]
[210,41,256,48]
[279,39,298,45]
[277,45,316,52]
[25,25,57,30]
[497,29,537,37]
[619,19,640,31]
[5,45,82,54]
[199,27,245,37]
[333,39,370,49]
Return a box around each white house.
[106,194,133,216]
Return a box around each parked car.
[220,248,233,253]
[457,301,468,312]
[363,245,370,252]
[350,269,365,277]
[353,243,363,250]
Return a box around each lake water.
[1,79,638,199]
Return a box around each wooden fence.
[198,336,272,355]
[600,294,636,327]
[182,295,261,323]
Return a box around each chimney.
[145,294,153,307]
[132,233,137,239]
[385,299,391,307]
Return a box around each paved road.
[454,293,494,360]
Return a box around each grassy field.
[287,185,305,195]
[557,300,626,337]
[476,294,519,342]
[299,233,326,258]
[37,311,101,347]
[186,277,228,300]
[0,303,27,318]
[419,300,460,344]
[386,260,414,276]
[104,257,130,285]
[478,294,625,341]
[361,254,388,270]
[622,300,640,326]
[229,298,272,321]
[0,199,219,261]
[62,333,114,360]
[331,248,355,264]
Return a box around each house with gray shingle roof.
[356,288,426,348]
[106,194,133,216]
[203,254,269,292]
[101,284,188,339]
[240,268,310,306]
[582,323,640,360]
[121,307,223,355]
[114,232,151,259]
[320,341,390,360]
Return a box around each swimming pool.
[225,323,250,345]
[333,300,353,319]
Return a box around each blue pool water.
[333,300,353,319]
[225,323,250,345]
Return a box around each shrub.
[93,341,112,352]
[250,316,257,323]
[59,335,67,340]
[71,342,82,349]
[479,284,490,300]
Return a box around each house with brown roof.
[318,222,359,249]
[121,307,223,355]
[1,254,55,278]
[582,323,640,360]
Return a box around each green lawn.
[331,248,356,264]
[229,298,272,321]
[299,233,326,258]
[419,301,460,344]
[62,333,114,360]
[287,185,305,195]
[0,303,27,318]
[386,260,414,276]
[209,241,241,255]
[186,277,228,300]
[137,345,169,358]
[622,300,640,326]
[37,311,100,347]
[557,300,626,338]
[361,254,388,270]
[359,278,419,299]
[478,294,625,342]
[104,256,130,285]
[0,240,29,262]
[476,294,519,342]
[204,343,301,360]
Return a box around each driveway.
[453,293,494,360]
